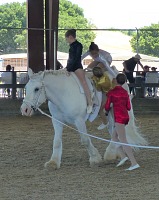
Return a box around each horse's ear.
[28,68,33,78]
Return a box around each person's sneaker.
[116,157,129,167]
[97,123,108,130]
[87,105,93,114]
[125,164,140,171]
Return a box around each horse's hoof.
[104,152,120,162]
[89,157,103,167]
[90,161,102,168]
[44,160,59,170]
[104,159,117,165]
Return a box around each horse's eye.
[35,88,39,92]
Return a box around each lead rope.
[37,107,159,149]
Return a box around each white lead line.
[37,108,159,150]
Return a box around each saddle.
[71,72,100,104]
[71,72,102,122]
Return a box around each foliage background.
[0,0,159,57]
[130,24,159,57]
[0,0,96,54]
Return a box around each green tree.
[130,23,159,57]
[0,0,95,54]
[0,2,26,53]
[58,0,96,53]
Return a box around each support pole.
[45,0,59,70]
[135,27,139,71]
[12,71,16,99]
[27,0,44,73]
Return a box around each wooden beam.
[45,0,59,70]
[27,0,44,73]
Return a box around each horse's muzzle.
[21,103,34,116]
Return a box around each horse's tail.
[121,82,148,147]
[126,105,148,149]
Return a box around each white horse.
[21,68,102,169]
[21,68,147,169]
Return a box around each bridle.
[22,80,47,112]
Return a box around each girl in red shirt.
[105,73,140,171]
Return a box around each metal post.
[135,27,139,71]
[54,30,57,70]
[136,27,139,54]
[12,71,16,99]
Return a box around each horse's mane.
[44,69,66,76]
[30,69,66,80]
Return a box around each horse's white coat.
[21,69,102,169]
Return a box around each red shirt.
[105,86,131,125]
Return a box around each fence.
[0,70,159,99]
[1,27,159,99]
[0,71,28,99]
[1,28,159,71]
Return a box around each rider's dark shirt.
[66,40,83,72]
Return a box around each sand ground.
[0,114,159,200]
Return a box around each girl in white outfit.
[82,42,117,130]
[82,42,116,77]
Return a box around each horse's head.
[21,68,46,116]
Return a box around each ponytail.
[89,42,99,51]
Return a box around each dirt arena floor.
[0,114,159,200]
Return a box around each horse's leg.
[75,118,102,166]
[45,119,63,170]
